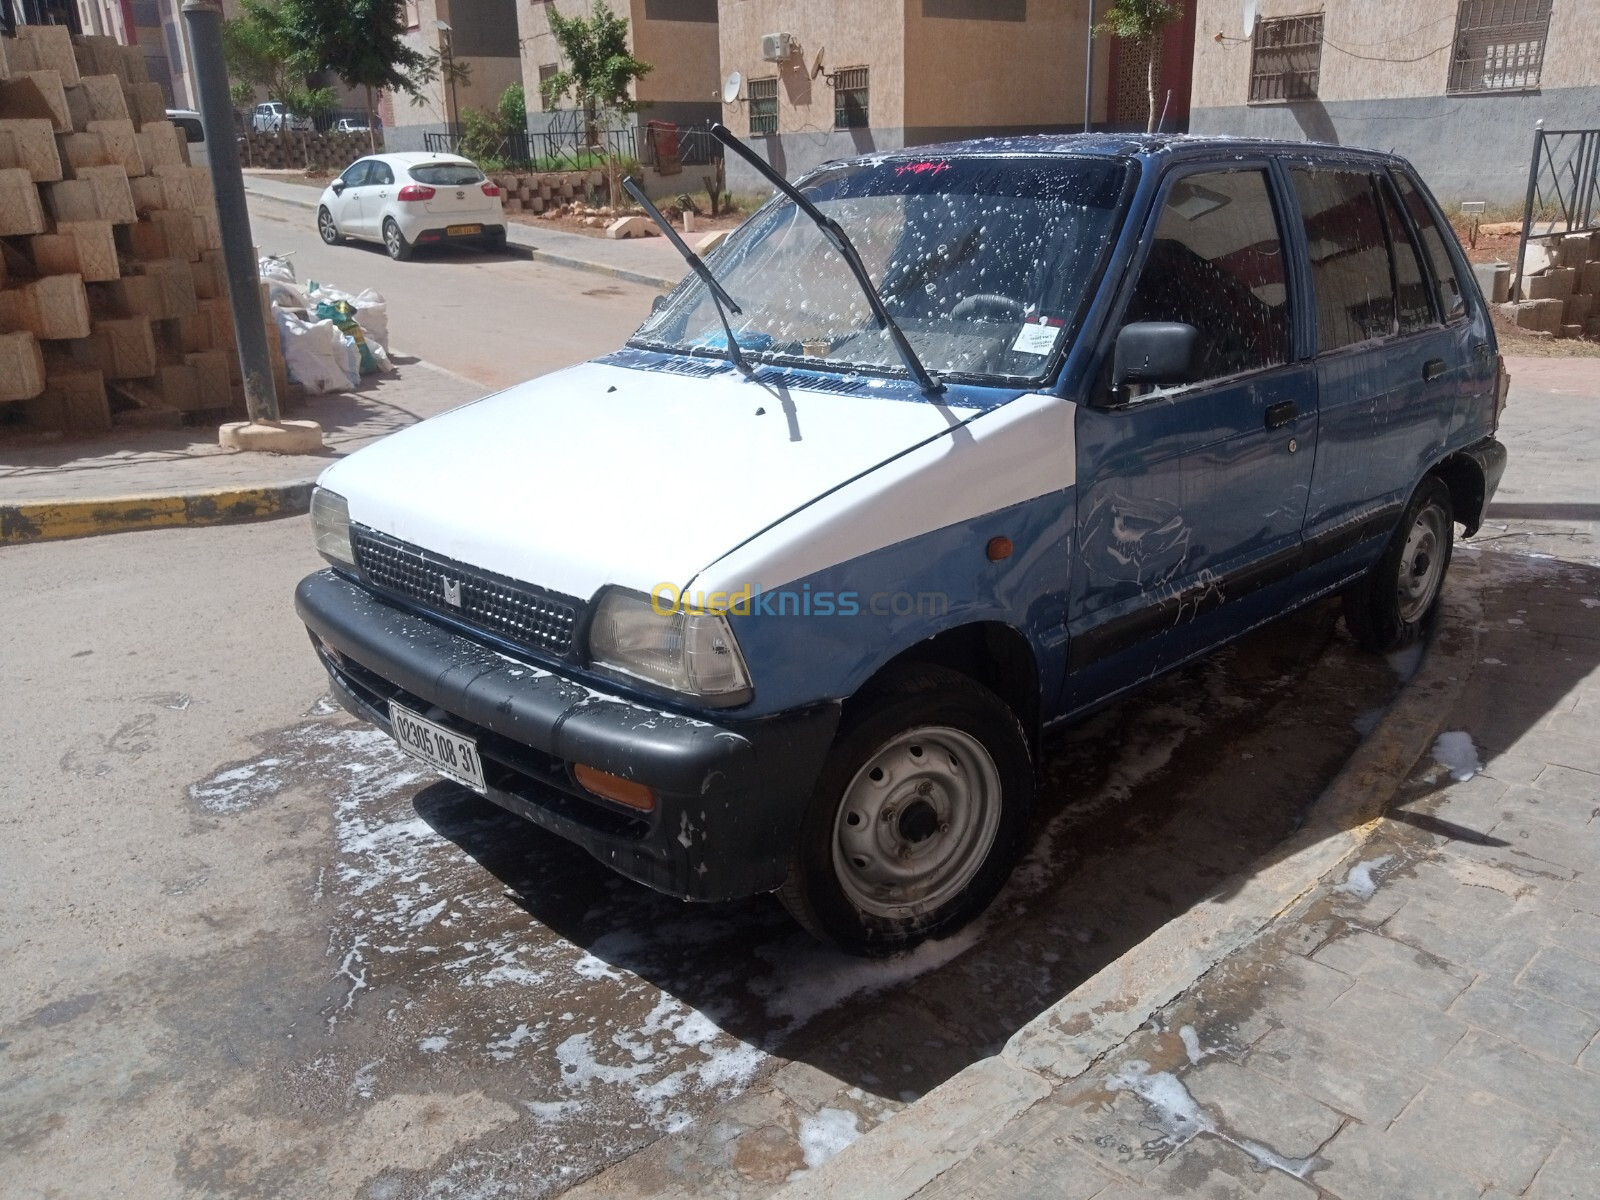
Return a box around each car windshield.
[632,154,1130,385]
[410,163,484,186]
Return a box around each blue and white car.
[297,131,1507,955]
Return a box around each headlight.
[310,487,355,567]
[588,588,752,707]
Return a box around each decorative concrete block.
[0,117,61,180]
[0,164,46,233]
[0,329,46,401]
[1526,268,1576,300]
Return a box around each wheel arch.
[1431,451,1488,537]
[852,621,1043,754]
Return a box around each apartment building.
[1190,0,1600,204]
[715,0,1200,189]
[382,0,522,150]
[518,0,721,137]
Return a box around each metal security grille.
[1249,14,1324,102]
[749,77,778,136]
[834,67,869,129]
[351,526,584,659]
[1447,0,1552,94]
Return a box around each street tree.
[266,0,427,151]
[222,2,312,119]
[1094,0,1182,133]
[539,0,652,139]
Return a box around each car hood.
[321,359,987,599]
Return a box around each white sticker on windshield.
[1011,321,1062,356]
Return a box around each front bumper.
[296,570,840,901]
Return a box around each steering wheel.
[949,293,1026,323]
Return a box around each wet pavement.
[5,579,1404,1199]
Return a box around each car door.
[332,159,371,236]
[358,160,396,238]
[1063,163,1317,708]
[1291,165,1456,562]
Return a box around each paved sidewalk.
[243,174,686,292]
[0,359,485,539]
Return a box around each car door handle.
[1423,358,1448,381]
[1264,400,1298,429]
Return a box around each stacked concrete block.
[1510,233,1600,340]
[0,30,246,437]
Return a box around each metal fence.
[425,111,637,172]
[1512,124,1600,299]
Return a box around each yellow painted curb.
[0,481,315,545]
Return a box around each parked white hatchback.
[316,152,506,260]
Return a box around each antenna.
[722,70,742,105]
[1242,0,1257,35]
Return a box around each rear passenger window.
[371,163,394,186]
[1392,171,1466,322]
[1293,170,1400,351]
[1123,169,1290,383]
[1377,177,1433,335]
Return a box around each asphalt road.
[244,190,661,392]
[0,513,1403,1198]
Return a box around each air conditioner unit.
[761,33,795,63]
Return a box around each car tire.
[778,664,1033,957]
[1344,475,1454,653]
[383,218,414,261]
[317,206,342,245]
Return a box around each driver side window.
[1123,169,1291,385]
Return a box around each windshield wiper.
[710,124,944,396]
[622,176,751,375]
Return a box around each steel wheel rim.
[1396,502,1448,622]
[318,209,336,241]
[832,725,1002,920]
[385,223,401,254]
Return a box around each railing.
[1512,123,1600,299]
[424,116,637,172]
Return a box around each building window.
[1249,15,1323,102]
[1447,0,1552,94]
[749,77,778,136]
[834,67,869,129]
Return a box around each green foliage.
[268,0,426,97]
[458,107,510,164]
[498,83,527,133]
[223,2,311,110]
[540,1,652,117]
[1093,0,1180,41]
[228,79,257,110]
[408,50,472,108]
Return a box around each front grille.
[351,525,584,659]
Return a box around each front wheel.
[383,218,413,261]
[317,206,342,245]
[779,664,1033,956]
[1344,475,1454,652]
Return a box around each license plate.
[447,223,482,236]
[388,701,486,793]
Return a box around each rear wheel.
[383,218,413,261]
[1344,475,1454,652]
[779,664,1033,956]
[317,206,342,245]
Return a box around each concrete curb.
[243,177,681,293]
[779,571,1485,1200]
[0,480,315,545]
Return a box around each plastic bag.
[305,281,389,351]
[274,307,360,394]
[315,299,379,375]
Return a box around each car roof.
[361,151,478,167]
[824,132,1410,172]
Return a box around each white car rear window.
[410,164,485,186]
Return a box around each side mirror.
[331,180,346,195]
[1111,321,1199,390]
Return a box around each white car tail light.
[397,183,435,202]
[482,183,500,197]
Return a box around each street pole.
[182,0,321,451]
[444,32,459,143]
[1084,0,1097,133]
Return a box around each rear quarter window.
[173,116,203,144]
[1391,170,1467,322]
[410,164,486,186]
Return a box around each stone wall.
[238,130,380,174]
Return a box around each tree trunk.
[365,85,376,154]
[1146,42,1157,134]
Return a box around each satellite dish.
[1241,0,1257,35]
[722,71,742,105]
